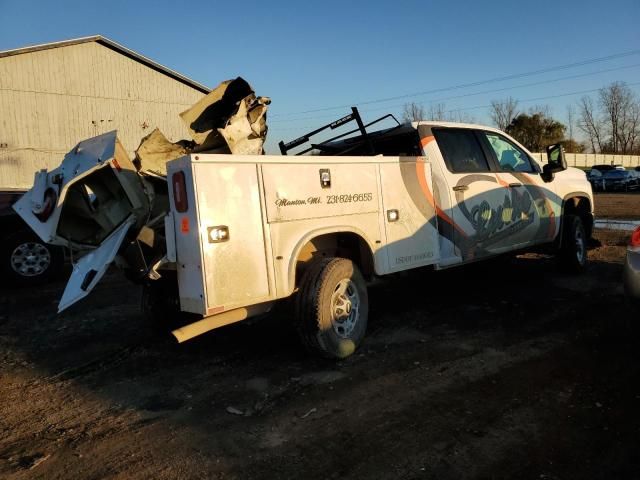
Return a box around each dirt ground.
[1,193,639,480]
[594,193,640,220]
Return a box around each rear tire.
[558,215,587,273]
[295,257,368,359]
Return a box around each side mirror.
[541,143,567,182]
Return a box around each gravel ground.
[0,192,638,480]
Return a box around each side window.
[433,129,490,173]
[484,132,534,173]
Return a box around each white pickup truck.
[14,108,593,359]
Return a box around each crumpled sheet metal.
[135,77,270,176]
[217,95,270,156]
[133,128,189,177]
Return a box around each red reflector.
[172,171,188,213]
[630,227,640,247]
[181,217,189,233]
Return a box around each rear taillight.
[34,188,57,222]
[630,227,640,247]
[172,171,188,213]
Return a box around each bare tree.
[566,104,575,142]
[427,103,447,121]
[599,81,638,154]
[490,97,519,131]
[621,101,640,153]
[577,96,604,153]
[403,101,476,124]
[450,109,476,124]
[402,102,426,123]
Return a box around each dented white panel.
[13,131,147,248]
[58,216,135,312]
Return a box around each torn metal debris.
[135,77,270,175]
[13,77,270,312]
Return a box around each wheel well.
[294,232,375,286]
[563,196,593,239]
[0,214,30,247]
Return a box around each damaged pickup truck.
[14,79,594,359]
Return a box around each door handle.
[509,182,523,188]
[452,185,469,192]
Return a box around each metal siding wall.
[0,42,205,188]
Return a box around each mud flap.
[58,216,135,312]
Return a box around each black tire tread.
[294,257,367,359]
[558,214,587,273]
[294,257,338,358]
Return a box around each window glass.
[484,133,534,172]
[433,129,490,173]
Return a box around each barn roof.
[0,35,210,94]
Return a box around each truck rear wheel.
[141,273,183,332]
[295,257,368,359]
[558,214,587,273]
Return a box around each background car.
[587,168,605,191]
[602,169,640,192]
[624,226,640,301]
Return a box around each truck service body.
[14,115,594,359]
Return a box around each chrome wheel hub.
[330,279,360,338]
[10,242,51,277]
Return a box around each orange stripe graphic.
[415,161,467,238]
[495,174,510,188]
[420,135,435,148]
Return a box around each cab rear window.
[433,128,490,173]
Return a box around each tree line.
[402,81,640,154]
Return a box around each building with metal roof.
[0,35,210,188]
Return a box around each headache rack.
[278,107,400,156]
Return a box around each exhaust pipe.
[171,302,273,343]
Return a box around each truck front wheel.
[295,257,368,359]
[558,214,588,273]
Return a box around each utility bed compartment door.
[262,163,379,223]
[380,160,440,272]
[192,163,271,313]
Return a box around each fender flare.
[556,192,593,247]
[285,225,377,296]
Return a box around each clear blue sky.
[1,0,639,153]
